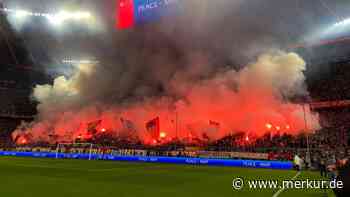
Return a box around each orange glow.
[265,123,273,130]
[12,52,321,144]
[286,125,290,129]
[159,132,167,138]
[245,136,249,141]
[20,138,27,144]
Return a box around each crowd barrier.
[0,151,293,170]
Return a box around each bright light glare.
[19,137,27,144]
[46,15,64,26]
[245,136,249,141]
[265,123,272,130]
[73,12,92,20]
[335,18,350,27]
[1,7,92,26]
[15,10,30,18]
[47,11,92,26]
[159,132,167,138]
[62,59,99,64]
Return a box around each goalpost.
[55,142,95,160]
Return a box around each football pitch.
[0,157,335,197]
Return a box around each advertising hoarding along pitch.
[0,151,293,170]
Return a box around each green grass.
[0,156,335,197]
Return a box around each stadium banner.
[198,151,269,160]
[0,151,292,170]
[146,117,160,139]
[133,0,181,23]
[117,0,181,29]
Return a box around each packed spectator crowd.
[0,121,349,185]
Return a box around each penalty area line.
[272,171,301,197]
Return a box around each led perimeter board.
[117,0,180,29]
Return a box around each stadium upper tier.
[293,39,350,102]
[0,4,47,144]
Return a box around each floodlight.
[15,9,29,18]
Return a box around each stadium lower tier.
[0,150,293,170]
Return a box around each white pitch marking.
[272,171,301,197]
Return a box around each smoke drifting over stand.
[13,51,319,143]
[12,0,320,143]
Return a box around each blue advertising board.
[133,0,181,23]
[0,151,293,170]
[117,0,181,29]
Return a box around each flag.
[202,132,210,141]
[209,120,220,127]
[208,120,220,133]
[146,117,160,139]
[120,117,136,132]
[13,134,21,143]
[209,120,220,131]
[117,0,135,29]
[87,119,102,134]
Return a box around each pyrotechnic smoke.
[11,0,321,144]
[12,50,320,143]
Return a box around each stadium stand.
[0,4,47,144]
[0,0,348,173]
